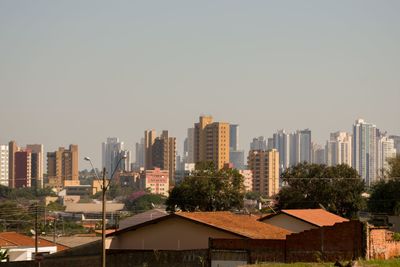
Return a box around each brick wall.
[368,227,400,260]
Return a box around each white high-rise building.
[134,138,145,169]
[311,143,325,165]
[353,119,377,186]
[273,130,290,171]
[325,132,352,167]
[102,137,125,176]
[292,129,312,165]
[377,134,397,178]
[183,128,195,164]
[0,145,9,186]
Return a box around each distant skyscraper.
[102,137,125,176]
[353,119,377,186]
[293,129,312,165]
[248,149,280,197]
[8,141,18,188]
[311,143,325,165]
[229,150,245,170]
[273,130,290,171]
[183,128,195,164]
[144,130,157,170]
[119,150,131,172]
[229,124,239,151]
[134,138,145,169]
[47,145,79,188]
[150,130,176,182]
[377,134,397,177]
[26,144,44,188]
[267,138,274,151]
[0,145,9,186]
[250,137,267,151]
[15,150,31,188]
[194,116,230,169]
[325,132,352,167]
[389,135,400,156]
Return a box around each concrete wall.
[368,227,400,260]
[109,216,240,250]
[261,213,317,233]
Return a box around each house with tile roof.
[0,232,68,261]
[107,211,291,250]
[259,209,349,233]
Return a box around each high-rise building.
[250,137,267,151]
[8,141,18,188]
[273,130,290,171]
[389,135,400,156]
[15,150,32,188]
[140,168,169,197]
[293,129,312,165]
[353,119,377,186]
[229,124,239,151]
[26,144,44,188]
[325,132,352,167]
[194,116,230,169]
[119,150,131,172]
[183,128,195,164]
[248,149,280,197]
[102,137,125,176]
[0,145,9,186]
[150,130,176,182]
[134,138,145,170]
[144,130,157,170]
[47,145,79,188]
[229,150,245,170]
[311,143,325,165]
[377,134,397,178]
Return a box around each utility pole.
[101,167,106,267]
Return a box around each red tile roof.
[176,211,291,239]
[260,209,348,227]
[0,232,69,251]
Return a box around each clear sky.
[1,0,399,169]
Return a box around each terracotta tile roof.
[176,211,291,239]
[0,232,69,251]
[260,209,348,227]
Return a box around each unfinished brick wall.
[368,227,400,260]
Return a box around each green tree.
[276,163,365,218]
[166,162,245,212]
[125,191,166,213]
[368,156,400,215]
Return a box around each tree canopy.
[166,162,245,212]
[368,156,400,215]
[124,191,166,213]
[276,163,365,218]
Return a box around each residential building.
[15,150,32,188]
[194,116,230,169]
[102,137,126,176]
[144,130,157,170]
[26,144,44,188]
[108,212,290,251]
[389,135,400,156]
[47,145,79,188]
[259,209,348,233]
[273,130,290,171]
[248,149,280,197]
[239,170,253,192]
[292,129,312,165]
[133,138,145,170]
[141,168,169,197]
[250,136,267,151]
[230,150,245,170]
[311,143,325,165]
[0,145,8,186]
[377,134,397,178]
[325,132,352,167]
[8,140,18,188]
[183,128,195,164]
[229,124,239,151]
[353,119,377,186]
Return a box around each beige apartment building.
[248,149,280,197]
[194,116,230,169]
[47,145,79,189]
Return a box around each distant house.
[259,209,349,233]
[107,211,290,250]
[0,232,68,262]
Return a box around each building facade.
[194,116,230,169]
[26,144,44,188]
[377,134,397,178]
[250,136,267,151]
[141,168,169,196]
[325,132,352,167]
[273,130,290,171]
[0,145,9,186]
[248,149,280,197]
[47,145,79,188]
[102,137,127,176]
[15,150,32,188]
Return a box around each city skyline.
[1,1,399,168]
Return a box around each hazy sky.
[1,1,399,169]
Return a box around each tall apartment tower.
[311,143,325,164]
[15,150,32,188]
[144,130,157,170]
[26,144,44,188]
[250,137,267,151]
[47,145,79,188]
[325,132,352,167]
[8,141,18,188]
[0,145,9,186]
[229,124,245,170]
[134,138,145,169]
[194,116,230,169]
[248,149,280,197]
[293,129,312,165]
[353,119,377,186]
[377,134,397,178]
[183,128,195,164]
[151,130,176,182]
[389,135,400,156]
[273,130,290,171]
